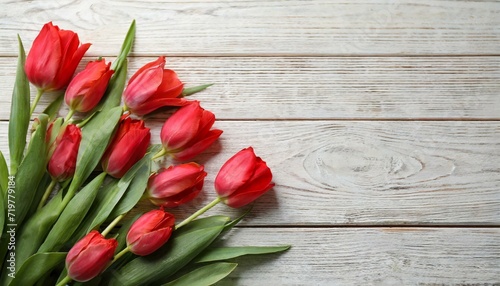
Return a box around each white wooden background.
[1,0,499,285]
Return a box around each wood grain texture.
[1,56,499,120]
[211,228,500,285]
[2,121,498,225]
[1,0,499,56]
[1,1,499,283]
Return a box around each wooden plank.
[1,56,499,120]
[1,121,499,225]
[1,1,499,56]
[212,227,500,285]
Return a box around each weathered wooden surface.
[214,228,500,285]
[1,0,500,56]
[1,0,499,284]
[1,56,500,120]
[1,121,499,225]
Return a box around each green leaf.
[222,206,253,233]
[112,20,135,71]
[98,19,135,112]
[38,172,107,252]
[162,262,237,286]
[70,179,118,243]
[67,106,122,197]
[42,92,64,121]
[195,245,291,263]
[25,173,52,221]
[10,252,66,286]
[0,189,4,239]
[8,35,30,175]
[109,215,229,286]
[108,145,161,218]
[100,58,128,112]
[182,84,213,97]
[0,151,8,194]
[3,191,63,285]
[15,114,48,226]
[85,155,150,233]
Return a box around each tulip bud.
[123,56,185,116]
[126,209,175,256]
[160,101,222,161]
[146,163,207,207]
[102,115,151,178]
[215,147,274,208]
[65,59,114,112]
[47,124,82,181]
[66,231,117,282]
[25,22,91,91]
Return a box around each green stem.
[175,197,221,229]
[64,109,75,123]
[56,275,72,286]
[151,148,167,161]
[37,178,57,211]
[112,246,131,264]
[102,246,131,273]
[30,88,44,117]
[102,214,125,237]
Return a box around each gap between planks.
[2,54,500,58]
[234,224,500,228]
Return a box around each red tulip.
[123,56,185,116]
[65,59,114,112]
[160,101,222,161]
[101,115,151,178]
[146,163,207,207]
[215,147,274,208]
[66,231,117,282]
[126,209,175,256]
[25,22,91,91]
[47,124,82,181]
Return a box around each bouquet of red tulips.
[0,21,289,285]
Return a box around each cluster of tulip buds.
[25,22,276,284]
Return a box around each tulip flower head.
[66,231,117,282]
[215,147,274,208]
[126,209,175,256]
[146,163,207,207]
[102,115,151,178]
[47,124,82,181]
[160,101,222,161]
[65,58,114,113]
[25,22,91,91]
[123,56,185,116]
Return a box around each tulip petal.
[130,97,188,116]
[67,237,117,282]
[128,56,166,84]
[224,183,275,209]
[155,69,184,96]
[214,147,257,197]
[130,227,173,256]
[124,57,166,110]
[238,157,273,195]
[149,164,205,198]
[25,23,61,89]
[105,129,150,178]
[160,102,202,151]
[195,110,216,139]
[126,210,166,244]
[66,231,100,265]
[174,129,223,162]
[57,32,91,90]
